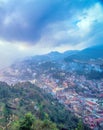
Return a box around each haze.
[0,0,103,68]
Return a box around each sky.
[0,0,103,68]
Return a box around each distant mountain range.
[28,44,103,62]
[10,44,103,70]
[0,44,103,84]
[65,44,103,62]
[22,50,79,63]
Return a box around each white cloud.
[0,1,103,68]
[0,40,32,68]
[77,3,103,35]
[0,40,55,69]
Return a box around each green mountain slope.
[0,81,79,130]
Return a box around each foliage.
[3,104,11,125]
[75,120,84,130]
[10,113,58,130]
[0,81,87,130]
[19,113,35,130]
[33,119,58,130]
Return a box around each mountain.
[0,45,102,130]
[23,50,78,63]
[0,45,103,83]
[0,81,79,130]
[63,50,79,57]
[65,44,103,62]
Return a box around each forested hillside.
[0,81,90,130]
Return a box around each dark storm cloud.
[0,0,103,68]
[0,0,100,44]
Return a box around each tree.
[3,104,12,130]
[11,121,20,130]
[32,119,59,130]
[19,112,35,130]
[11,113,58,130]
[75,120,84,130]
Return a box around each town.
[0,57,103,130]
[36,71,103,130]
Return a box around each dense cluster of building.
[35,71,103,130]
[0,60,103,130]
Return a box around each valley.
[0,45,103,130]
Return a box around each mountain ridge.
[65,44,103,62]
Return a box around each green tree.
[33,119,58,130]
[42,119,58,130]
[10,114,58,130]
[3,104,12,130]
[75,120,84,130]
[11,121,20,130]
[19,112,35,130]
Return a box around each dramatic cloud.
[0,0,103,68]
[0,0,101,43]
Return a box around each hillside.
[65,45,103,62]
[22,50,78,63]
[0,81,82,130]
[0,45,103,130]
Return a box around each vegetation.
[86,70,103,80]
[10,112,58,130]
[0,81,90,130]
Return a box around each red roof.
[95,118,103,123]
[86,101,96,105]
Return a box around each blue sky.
[0,0,103,67]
